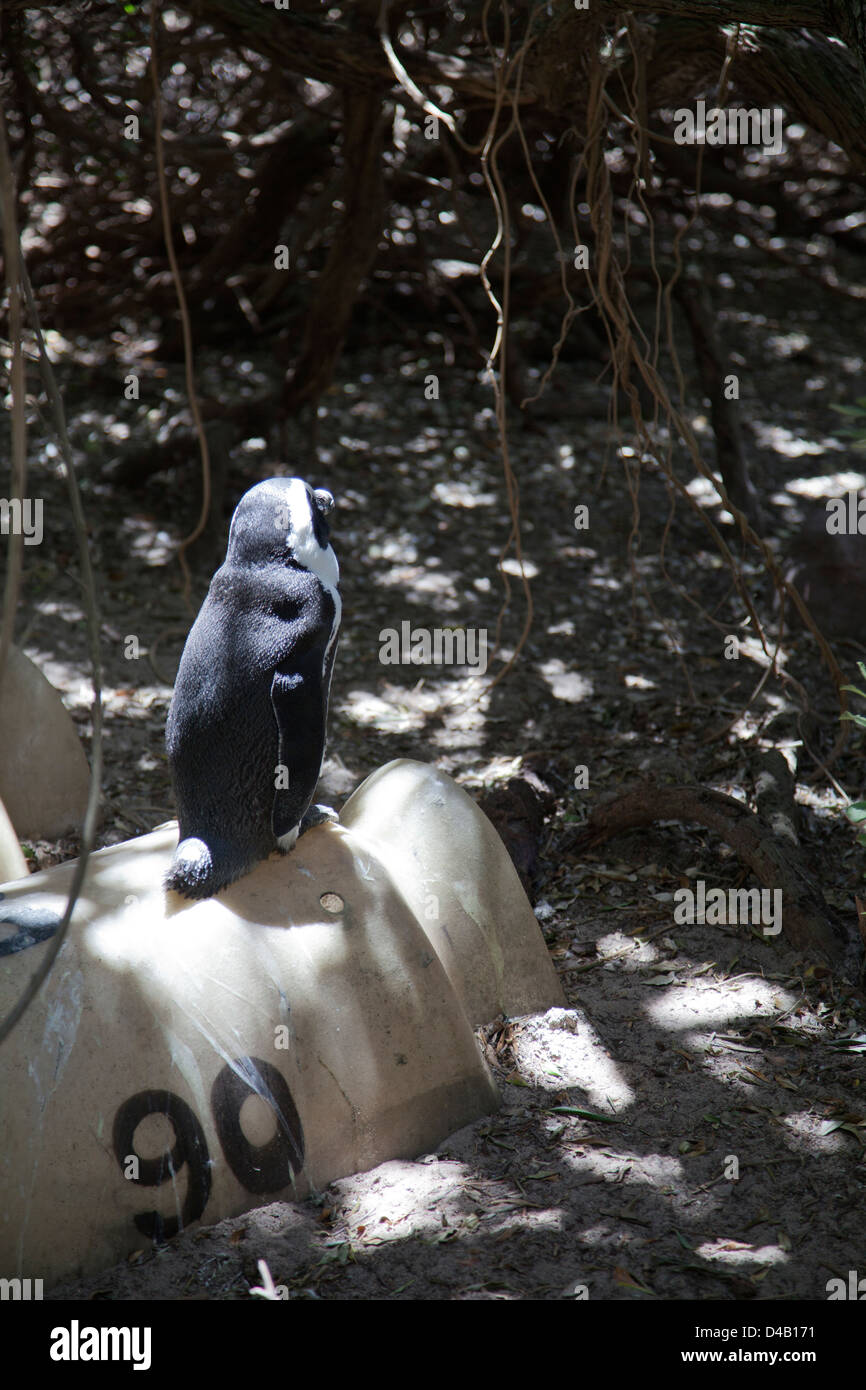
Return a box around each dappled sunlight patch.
[750,422,839,458]
[104,686,168,719]
[460,753,522,790]
[644,976,798,1031]
[587,571,623,592]
[332,1157,567,1250]
[766,331,811,358]
[694,1238,788,1268]
[120,515,175,566]
[686,473,725,506]
[537,660,592,703]
[342,687,432,733]
[778,1109,853,1155]
[501,555,540,580]
[367,532,419,563]
[782,469,866,498]
[432,480,497,508]
[375,568,463,601]
[593,929,661,970]
[565,1148,684,1187]
[512,1008,635,1107]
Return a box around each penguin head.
[226,477,339,590]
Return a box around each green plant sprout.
[831,399,866,453]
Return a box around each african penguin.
[165,476,341,899]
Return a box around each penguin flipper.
[270,660,327,842]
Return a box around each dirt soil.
[11,236,866,1301]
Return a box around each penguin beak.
[313,488,335,516]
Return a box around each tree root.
[571,776,855,970]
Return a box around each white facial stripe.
[283,478,340,594]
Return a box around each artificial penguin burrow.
[165,476,341,899]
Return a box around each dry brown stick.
[282,85,384,415]
[0,246,105,1049]
[149,2,211,610]
[571,780,849,965]
[477,0,539,694]
[754,750,800,848]
[0,104,26,694]
[674,275,764,531]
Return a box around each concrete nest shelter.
[0,760,563,1288]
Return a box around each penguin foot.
[276,825,299,852]
[299,803,339,835]
[165,837,219,899]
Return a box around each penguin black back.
[165,477,341,899]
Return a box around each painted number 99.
[112,1056,305,1240]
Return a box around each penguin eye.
[313,488,335,516]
